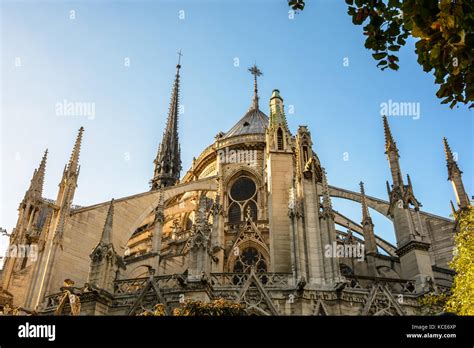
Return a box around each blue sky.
[1,0,472,255]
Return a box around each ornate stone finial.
[248,64,262,110]
[67,127,84,176]
[443,137,462,180]
[442,137,470,209]
[100,199,115,245]
[28,149,48,199]
[382,115,398,155]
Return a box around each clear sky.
[1,0,472,257]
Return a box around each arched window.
[227,176,258,223]
[302,145,309,163]
[277,128,284,150]
[228,202,241,224]
[233,247,267,273]
[340,264,353,276]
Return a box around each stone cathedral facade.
[0,60,470,316]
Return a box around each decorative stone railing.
[344,274,417,294]
[113,275,181,296]
[210,272,292,288]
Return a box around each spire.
[66,127,84,176]
[28,149,48,199]
[443,137,470,209]
[360,182,377,257]
[248,64,262,110]
[383,115,398,155]
[382,116,403,188]
[450,200,457,217]
[443,137,462,180]
[100,199,114,246]
[151,52,183,190]
[321,168,334,217]
[359,181,373,226]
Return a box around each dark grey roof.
[224,108,269,139]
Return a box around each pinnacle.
[67,127,84,175]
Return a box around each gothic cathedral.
[0,58,470,316]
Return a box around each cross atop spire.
[248,64,262,110]
[177,49,183,67]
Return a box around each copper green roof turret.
[269,89,290,132]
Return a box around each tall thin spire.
[29,149,48,199]
[151,52,183,190]
[383,115,403,189]
[67,127,84,175]
[248,64,262,110]
[359,181,373,225]
[443,137,470,209]
[100,199,114,245]
[359,181,377,258]
[443,137,462,180]
[383,115,398,155]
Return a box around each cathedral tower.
[28,127,84,309]
[266,87,294,273]
[1,150,48,295]
[383,117,433,289]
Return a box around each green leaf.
[389,62,400,70]
[441,96,454,104]
[372,52,387,60]
[430,45,441,60]
[388,54,399,62]
[397,36,406,45]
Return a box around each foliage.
[445,205,474,315]
[288,0,474,109]
[139,299,247,316]
[417,292,450,315]
[288,0,305,11]
[138,303,167,316]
